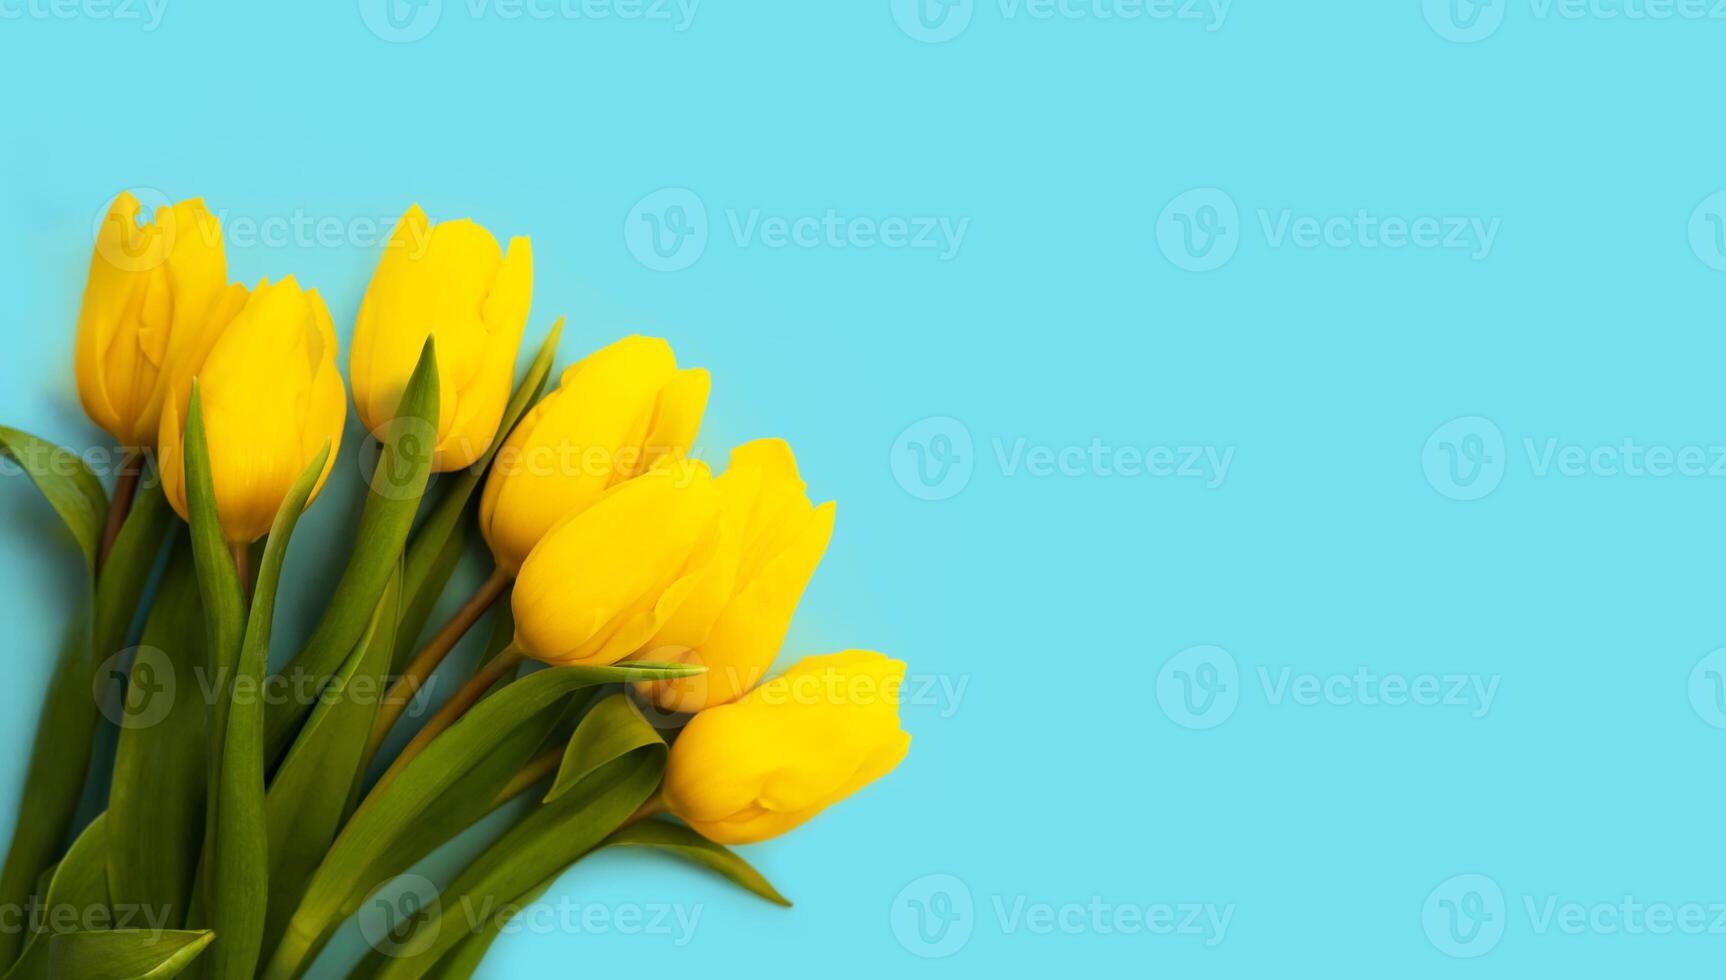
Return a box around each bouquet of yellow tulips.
[0,194,910,979]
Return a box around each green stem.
[366,566,510,760]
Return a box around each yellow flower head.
[479,335,709,574]
[638,439,836,713]
[74,193,248,446]
[351,204,532,472]
[158,277,346,543]
[511,458,724,667]
[663,651,911,845]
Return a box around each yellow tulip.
[479,336,710,574]
[158,277,347,544]
[639,439,836,714]
[74,193,248,446]
[662,651,911,845]
[350,204,533,472]
[511,458,723,666]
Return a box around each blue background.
[3,0,1726,975]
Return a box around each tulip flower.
[638,439,836,714]
[511,458,723,667]
[350,205,532,472]
[479,335,710,574]
[75,193,248,447]
[158,277,346,544]
[662,651,911,845]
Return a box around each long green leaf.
[182,384,246,762]
[107,535,206,930]
[179,384,246,958]
[264,339,439,760]
[391,322,561,672]
[5,815,110,980]
[601,820,791,907]
[0,426,108,570]
[370,695,667,979]
[388,519,464,676]
[46,930,212,980]
[411,872,559,980]
[204,443,330,980]
[261,563,403,960]
[0,612,93,973]
[93,480,174,662]
[0,449,169,971]
[260,661,701,980]
[545,694,663,801]
[420,820,789,980]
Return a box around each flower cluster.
[0,192,910,979]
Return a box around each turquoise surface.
[3,1,1726,975]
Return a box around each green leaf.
[179,384,246,950]
[415,873,558,980]
[391,322,561,673]
[0,451,169,973]
[0,612,95,973]
[260,660,701,980]
[546,694,663,801]
[264,338,439,761]
[0,426,108,571]
[94,479,175,660]
[203,443,330,980]
[261,562,403,960]
[6,815,111,980]
[395,817,792,980]
[46,930,212,980]
[369,694,667,979]
[107,535,207,930]
[387,518,465,677]
[182,384,247,756]
[602,820,791,907]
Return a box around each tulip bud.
[639,439,836,713]
[663,651,911,845]
[479,336,710,574]
[511,459,723,667]
[74,193,248,446]
[351,204,532,472]
[157,277,347,544]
